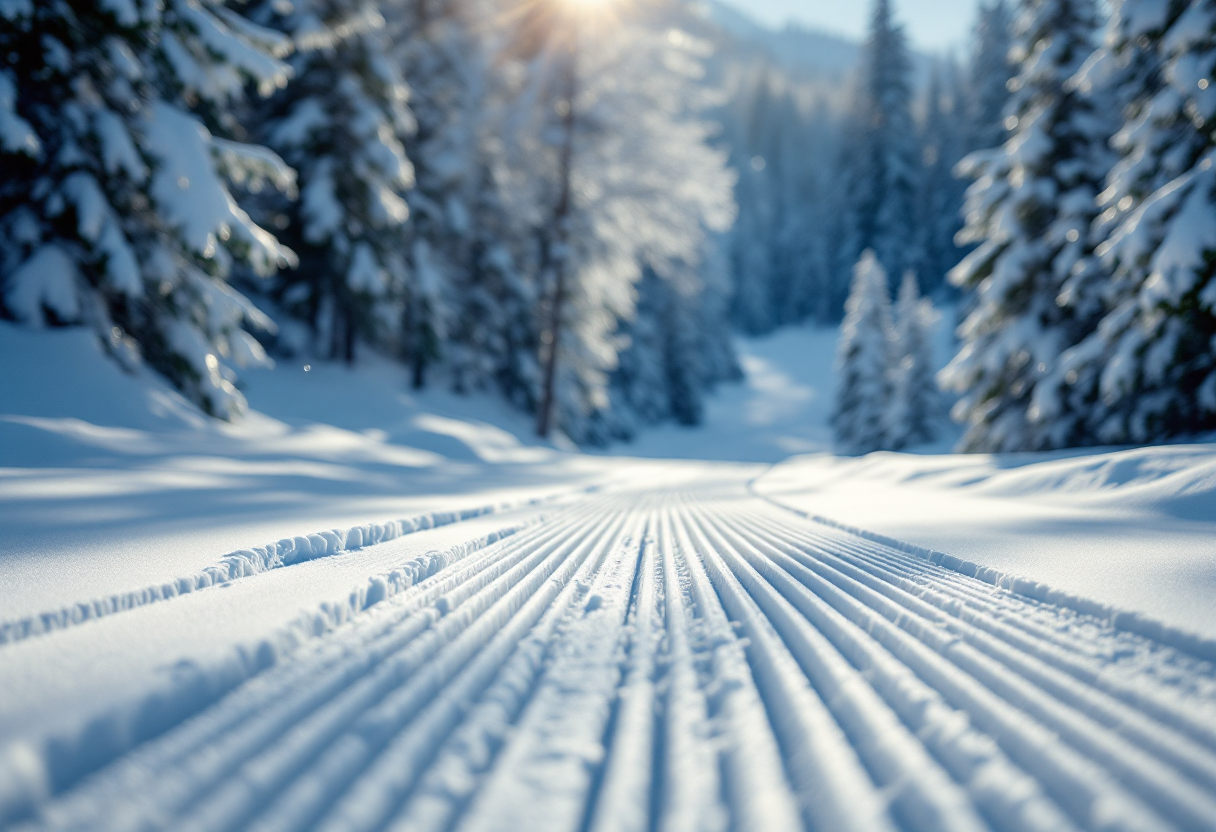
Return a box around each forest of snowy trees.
[821,0,1216,453]
[3,0,1216,452]
[0,0,736,443]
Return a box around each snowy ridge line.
[749,479,1216,665]
[0,489,586,648]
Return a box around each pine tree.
[444,163,541,409]
[1054,0,1216,443]
[843,0,919,284]
[833,250,894,455]
[886,270,941,448]
[252,0,415,365]
[0,0,297,418]
[724,71,815,335]
[940,0,1112,452]
[607,270,678,439]
[608,257,739,439]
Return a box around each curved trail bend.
[10,480,1216,832]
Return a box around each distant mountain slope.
[698,0,934,87]
[701,0,862,80]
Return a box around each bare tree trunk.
[412,352,426,389]
[536,44,578,438]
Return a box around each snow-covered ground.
[3,320,1216,830]
[755,447,1216,641]
[0,323,605,620]
[609,326,838,462]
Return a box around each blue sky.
[717,0,981,51]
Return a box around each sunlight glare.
[558,0,622,25]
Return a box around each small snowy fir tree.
[940,0,1113,452]
[253,0,415,365]
[0,0,296,417]
[833,250,895,455]
[1054,0,1216,442]
[886,270,942,449]
[843,0,920,282]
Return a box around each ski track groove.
[0,491,590,648]
[11,484,1216,832]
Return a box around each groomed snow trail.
[10,481,1216,832]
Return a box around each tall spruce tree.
[0,0,297,417]
[843,0,920,284]
[886,270,941,448]
[833,249,894,455]
[253,0,415,365]
[1055,0,1216,442]
[444,162,542,409]
[940,0,1112,452]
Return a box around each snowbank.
[755,445,1216,639]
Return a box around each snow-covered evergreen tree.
[843,0,920,283]
[608,254,739,438]
[886,270,941,448]
[252,0,415,365]
[940,0,1112,452]
[444,162,542,409]
[0,0,297,417]
[393,0,485,388]
[1053,0,1216,442]
[488,2,735,442]
[833,250,894,455]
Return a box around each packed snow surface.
[756,446,1216,640]
[3,321,1216,829]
